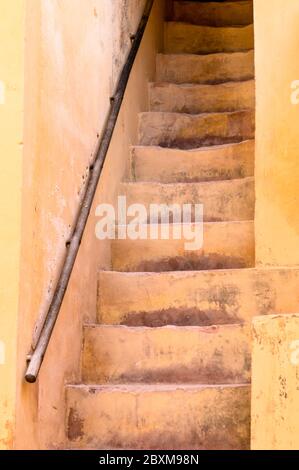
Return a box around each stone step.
[138,110,255,148]
[111,221,254,272]
[131,140,254,183]
[172,1,253,27]
[164,23,254,54]
[82,324,251,385]
[156,51,254,84]
[149,80,255,114]
[119,177,255,223]
[66,383,250,450]
[97,268,299,327]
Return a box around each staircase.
[65,1,299,450]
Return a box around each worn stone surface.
[111,221,254,272]
[149,80,255,114]
[164,23,254,54]
[66,384,250,449]
[65,0,257,451]
[131,140,254,183]
[82,324,251,384]
[251,314,299,450]
[119,177,255,223]
[156,51,255,84]
[173,1,253,27]
[138,110,255,148]
[97,268,299,326]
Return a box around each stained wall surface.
[0,0,25,450]
[254,0,299,266]
[10,0,164,449]
[252,314,299,450]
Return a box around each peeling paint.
[0,419,14,450]
[67,408,84,441]
[252,314,299,449]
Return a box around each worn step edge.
[132,138,255,153]
[172,1,254,27]
[66,383,251,449]
[148,79,255,114]
[66,383,250,392]
[82,322,251,384]
[97,267,299,327]
[121,175,254,187]
[111,220,255,272]
[164,23,254,55]
[138,109,255,148]
[119,176,255,223]
[156,51,255,85]
[130,139,254,182]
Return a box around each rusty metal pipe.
[25,0,154,383]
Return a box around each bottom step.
[66,384,250,450]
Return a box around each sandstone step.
[66,383,250,450]
[164,23,254,54]
[156,51,254,84]
[119,178,255,223]
[97,268,299,327]
[82,324,251,385]
[149,80,255,114]
[138,110,255,148]
[111,221,254,272]
[131,140,254,183]
[173,1,253,27]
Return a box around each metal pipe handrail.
[25,0,154,383]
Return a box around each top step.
[172,1,253,27]
[164,23,254,54]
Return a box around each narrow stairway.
[66,0,256,450]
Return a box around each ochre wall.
[252,314,299,450]
[255,0,299,266]
[14,0,164,449]
[0,1,25,449]
[252,0,299,449]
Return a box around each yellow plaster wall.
[254,0,299,266]
[0,0,25,450]
[15,0,164,449]
[252,314,299,450]
[253,2,299,446]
